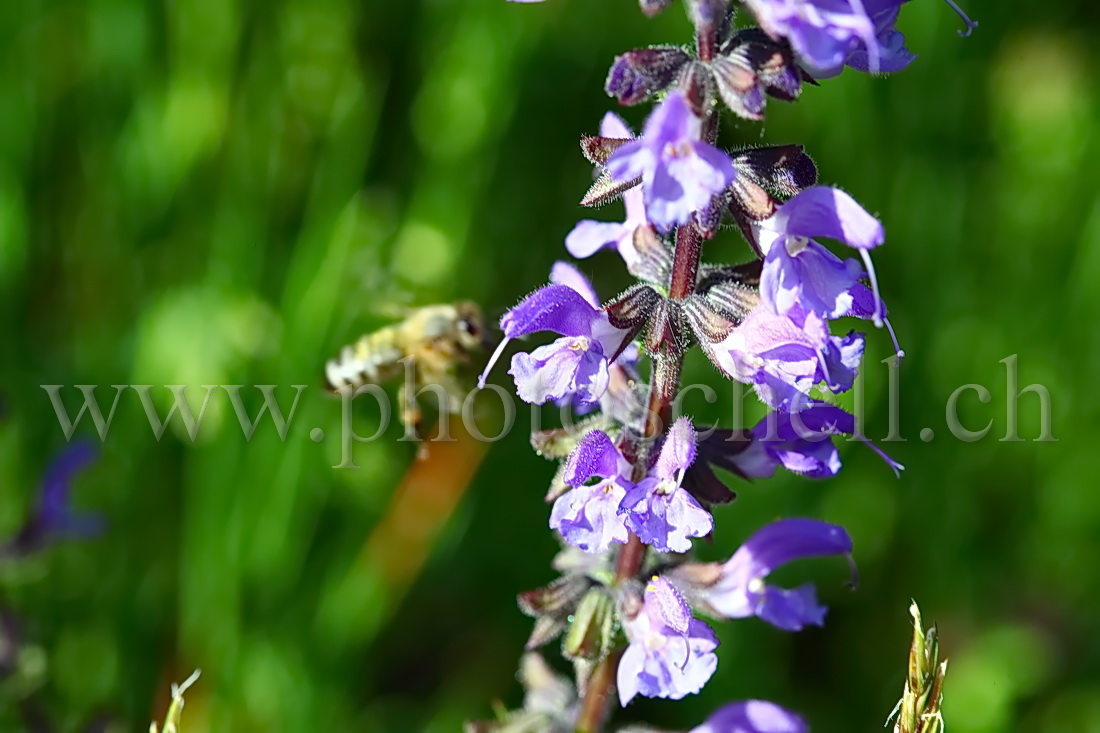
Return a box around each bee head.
[454,301,495,353]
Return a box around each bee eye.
[458,318,479,337]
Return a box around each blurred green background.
[0,0,1096,730]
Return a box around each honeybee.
[324,302,492,435]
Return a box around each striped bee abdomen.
[323,332,405,392]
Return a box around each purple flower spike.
[478,280,631,405]
[745,0,916,78]
[2,442,104,557]
[756,186,887,326]
[711,401,903,480]
[618,576,719,705]
[703,518,854,631]
[550,430,633,553]
[706,305,865,412]
[566,114,647,268]
[619,418,713,553]
[606,92,736,230]
[691,700,808,733]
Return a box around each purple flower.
[755,186,887,327]
[549,261,600,308]
[549,263,641,372]
[605,47,691,106]
[691,700,808,733]
[550,430,632,553]
[547,263,640,417]
[619,418,713,553]
[2,442,104,558]
[618,576,719,705]
[704,401,903,479]
[478,277,632,405]
[566,114,647,269]
[700,518,855,631]
[744,0,917,77]
[705,304,864,412]
[606,91,736,230]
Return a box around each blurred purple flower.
[606,91,736,230]
[566,114,647,269]
[619,418,713,553]
[743,0,916,77]
[550,430,633,553]
[2,442,104,558]
[690,700,808,733]
[699,518,855,631]
[618,576,719,705]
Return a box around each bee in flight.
[324,302,493,436]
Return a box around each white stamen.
[855,435,904,477]
[858,248,884,328]
[942,0,978,37]
[884,317,905,362]
[478,337,511,389]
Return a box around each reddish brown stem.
[574,647,623,733]
[574,223,701,733]
[669,223,702,300]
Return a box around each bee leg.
[398,383,428,458]
[397,382,423,435]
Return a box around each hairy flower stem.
[576,223,703,733]
[669,223,703,299]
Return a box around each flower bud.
[517,574,593,650]
[643,300,685,357]
[677,60,716,118]
[688,0,729,61]
[638,0,673,17]
[711,29,808,120]
[563,588,616,662]
[580,135,630,166]
[603,284,662,333]
[579,172,638,208]
[628,225,673,285]
[606,47,691,106]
